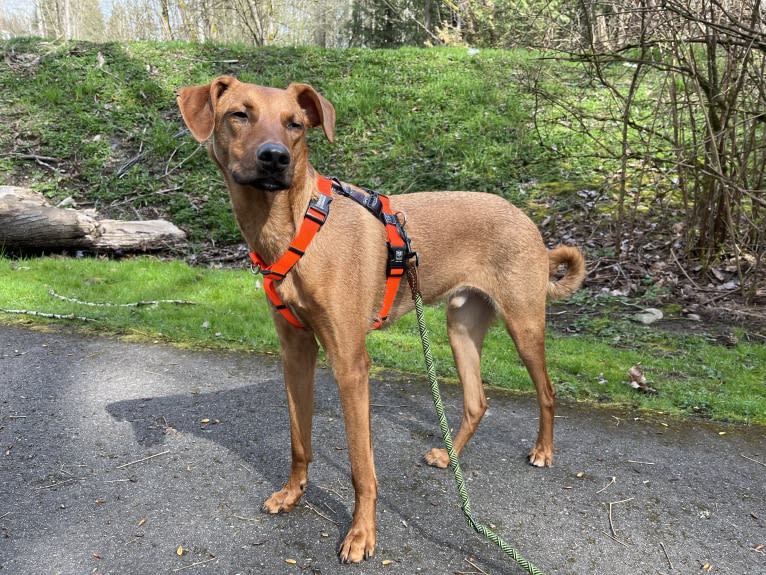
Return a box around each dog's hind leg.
[425,290,494,469]
[262,317,319,514]
[501,308,556,467]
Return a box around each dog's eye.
[229,111,248,121]
[287,121,304,131]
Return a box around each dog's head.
[177,76,336,192]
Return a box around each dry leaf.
[200,418,210,424]
[176,545,185,556]
[627,364,658,395]
[138,517,147,527]
[92,552,102,559]
[382,559,393,565]
[285,558,297,564]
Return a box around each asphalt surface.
[1,324,764,574]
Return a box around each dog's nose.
[256,143,291,171]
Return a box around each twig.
[600,529,630,547]
[165,143,204,176]
[0,512,11,520]
[115,450,170,469]
[670,248,703,291]
[717,306,766,320]
[107,186,184,208]
[233,514,259,522]
[627,460,655,465]
[172,557,217,572]
[741,454,766,468]
[464,557,490,575]
[6,152,59,171]
[608,497,634,540]
[34,478,78,490]
[48,290,195,308]
[596,476,616,494]
[660,541,673,570]
[5,152,59,163]
[304,502,338,525]
[0,309,98,322]
[117,151,147,178]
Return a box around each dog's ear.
[177,76,237,142]
[287,83,336,143]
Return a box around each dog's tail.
[547,246,586,300]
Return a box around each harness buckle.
[387,237,418,276]
[306,193,333,224]
[364,191,382,215]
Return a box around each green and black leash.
[406,263,546,575]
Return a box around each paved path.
[1,325,764,574]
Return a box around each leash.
[405,263,547,575]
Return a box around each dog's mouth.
[232,171,292,192]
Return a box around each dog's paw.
[424,447,450,469]
[262,486,303,514]
[338,525,376,563]
[528,445,553,467]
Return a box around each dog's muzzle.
[233,142,294,190]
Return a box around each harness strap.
[374,194,408,329]
[249,176,334,329]
[250,175,416,331]
[331,178,416,330]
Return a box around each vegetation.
[3,2,764,293]
[2,256,764,425]
[0,39,546,247]
[1,38,764,426]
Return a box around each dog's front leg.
[262,319,318,514]
[326,341,377,563]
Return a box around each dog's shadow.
[104,369,504,566]
[106,373,348,519]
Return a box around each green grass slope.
[1,39,547,246]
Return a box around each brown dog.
[177,76,585,563]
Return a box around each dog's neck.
[226,168,318,265]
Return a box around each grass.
[1,256,764,425]
[0,39,546,247]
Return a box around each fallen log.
[0,186,186,253]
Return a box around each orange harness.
[249,175,416,330]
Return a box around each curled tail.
[547,245,585,300]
